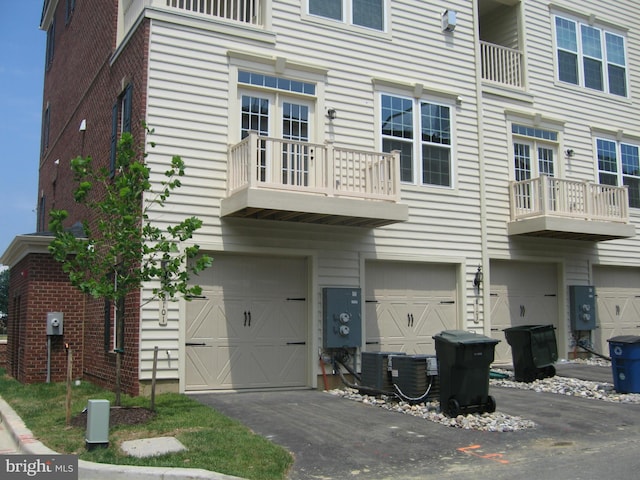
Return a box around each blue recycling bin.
[607,335,640,394]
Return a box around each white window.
[511,124,558,181]
[554,15,627,96]
[308,0,385,31]
[380,94,453,187]
[238,71,316,186]
[597,138,640,208]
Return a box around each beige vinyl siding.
[482,1,640,357]
[137,1,485,383]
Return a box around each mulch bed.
[70,406,156,428]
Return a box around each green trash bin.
[504,325,558,382]
[433,330,499,417]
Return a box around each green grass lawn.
[0,369,292,479]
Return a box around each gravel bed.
[328,359,640,432]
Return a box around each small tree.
[49,128,211,404]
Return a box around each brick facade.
[6,254,84,383]
[3,0,150,396]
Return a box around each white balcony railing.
[480,41,523,88]
[228,134,401,203]
[510,175,629,223]
[164,0,263,25]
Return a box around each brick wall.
[7,1,151,395]
[6,254,84,383]
[0,340,6,370]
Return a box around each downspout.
[472,0,490,333]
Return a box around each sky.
[0,1,46,266]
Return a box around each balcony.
[221,134,409,227]
[164,0,263,25]
[508,176,635,241]
[480,41,523,89]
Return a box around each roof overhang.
[0,234,54,268]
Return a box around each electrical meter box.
[323,287,362,348]
[569,285,596,330]
[46,312,64,335]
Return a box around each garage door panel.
[490,261,558,364]
[365,261,458,355]
[594,266,640,355]
[186,254,308,391]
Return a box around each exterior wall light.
[327,108,337,120]
[473,266,483,294]
[442,9,457,32]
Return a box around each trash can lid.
[607,335,640,344]
[503,324,556,332]
[433,329,500,345]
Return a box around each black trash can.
[433,330,499,417]
[504,325,558,382]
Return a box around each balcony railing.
[480,41,523,88]
[228,134,401,203]
[510,175,629,223]
[164,0,263,25]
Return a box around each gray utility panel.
[569,285,597,330]
[323,287,362,348]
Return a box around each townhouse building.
[1,0,638,395]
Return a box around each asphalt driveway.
[190,364,640,480]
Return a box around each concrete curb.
[0,396,244,480]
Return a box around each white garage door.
[185,254,308,390]
[593,266,640,356]
[364,261,458,355]
[489,260,559,364]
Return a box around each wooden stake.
[66,347,73,426]
[151,346,158,411]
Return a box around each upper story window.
[380,94,453,187]
[239,71,316,95]
[308,0,385,31]
[554,15,627,97]
[45,20,55,71]
[110,84,133,175]
[65,0,76,24]
[511,125,558,181]
[597,138,640,208]
[41,104,51,156]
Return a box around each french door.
[241,93,314,186]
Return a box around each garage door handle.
[286,341,306,345]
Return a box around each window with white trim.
[308,0,385,31]
[596,138,640,208]
[238,71,316,185]
[380,94,452,187]
[511,124,558,181]
[554,15,627,96]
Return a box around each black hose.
[333,357,390,396]
[577,342,611,361]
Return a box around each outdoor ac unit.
[361,351,406,392]
[388,354,440,401]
